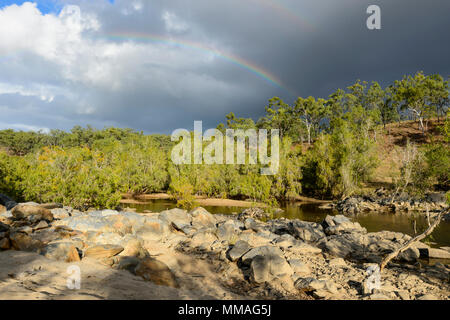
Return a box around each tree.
[393,71,448,134]
[379,86,399,130]
[258,97,299,140]
[293,96,328,144]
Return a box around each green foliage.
[0,71,446,209]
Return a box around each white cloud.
[162,10,189,33]
[0,1,275,132]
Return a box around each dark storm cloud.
[0,0,449,133]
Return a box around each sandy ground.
[121,193,265,208]
[0,249,247,300]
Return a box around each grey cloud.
[0,0,449,134]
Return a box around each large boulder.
[189,207,216,228]
[11,204,53,222]
[134,257,180,288]
[159,208,191,231]
[216,220,242,242]
[9,232,43,252]
[42,242,81,262]
[288,220,325,243]
[250,254,293,284]
[241,245,284,266]
[133,218,170,241]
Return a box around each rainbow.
[105,32,289,91]
[252,0,314,31]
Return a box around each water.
[126,200,450,248]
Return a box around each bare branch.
[379,208,448,272]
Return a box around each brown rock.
[66,246,81,262]
[84,244,124,259]
[9,232,43,252]
[0,221,10,232]
[39,203,63,210]
[34,220,49,231]
[0,237,10,250]
[11,205,54,222]
[43,242,81,262]
[134,257,180,288]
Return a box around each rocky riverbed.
[333,189,449,217]
[0,201,449,300]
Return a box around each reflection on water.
[126,200,450,248]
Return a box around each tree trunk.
[379,209,447,272]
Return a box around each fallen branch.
[379,208,448,272]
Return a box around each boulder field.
[0,202,449,300]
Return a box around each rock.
[134,218,170,241]
[295,277,339,297]
[288,220,325,242]
[119,235,147,258]
[0,237,10,250]
[426,248,450,260]
[250,254,293,284]
[9,232,43,252]
[217,220,241,242]
[0,194,17,210]
[134,257,180,288]
[84,244,124,259]
[190,229,218,247]
[0,221,9,232]
[396,290,411,300]
[189,207,216,228]
[417,294,438,300]
[288,259,311,275]
[238,207,268,221]
[158,208,191,230]
[42,242,81,262]
[51,208,70,220]
[426,192,446,204]
[0,205,5,214]
[322,215,366,236]
[33,220,49,231]
[56,212,147,235]
[11,204,53,222]
[40,203,63,210]
[241,245,284,266]
[227,240,251,262]
[398,247,420,262]
[115,256,140,272]
[369,293,390,300]
[329,258,347,267]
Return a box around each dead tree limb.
[379,208,448,272]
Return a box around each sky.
[0,0,449,134]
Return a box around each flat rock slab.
[84,244,124,259]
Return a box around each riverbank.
[0,202,449,300]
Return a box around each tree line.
[0,71,448,209]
